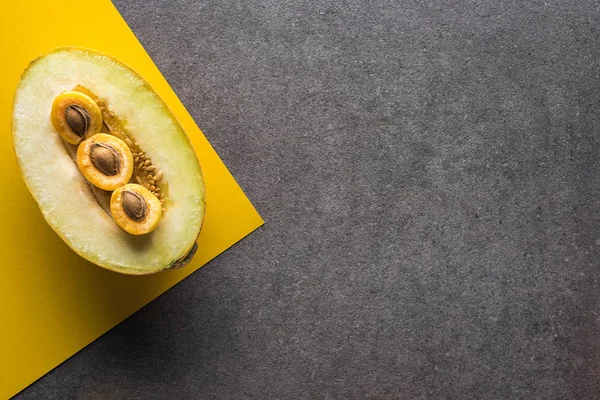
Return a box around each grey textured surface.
[15,0,600,399]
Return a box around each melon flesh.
[12,47,205,274]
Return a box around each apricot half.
[50,91,102,144]
[111,184,162,235]
[77,133,133,191]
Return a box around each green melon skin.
[12,47,206,275]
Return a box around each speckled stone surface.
[16,1,600,398]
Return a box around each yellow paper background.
[0,1,263,398]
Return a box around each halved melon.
[12,47,205,275]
